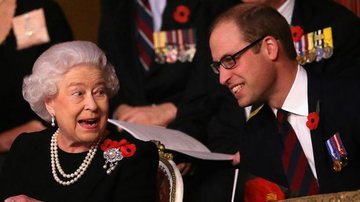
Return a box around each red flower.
[173,5,190,24]
[306,112,320,130]
[291,25,304,42]
[101,139,116,151]
[101,138,136,157]
[120,144,136,157]
[244,177,285,202]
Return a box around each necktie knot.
[277,109,289,124]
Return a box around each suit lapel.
[307,73,331,191]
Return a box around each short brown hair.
[210,4,297,60]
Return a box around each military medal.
[333,159,342,172]
[153,31,166,64]
[323,45,333,59]
[299,35,307,65]
[306,32,317,63]
[302,33,310,64]
[293,27,333,64]
[165,30,178,63]
[295,40,302,64]
[326,132,348,172]
[184,29,196,62]
[177,29,188,62]
[322,27,333,59]
[314,29,324,62]
[154,28,196,64]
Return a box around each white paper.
[108,119,233,160]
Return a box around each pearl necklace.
[50,129,101,186]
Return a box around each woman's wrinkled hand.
[5,194,42,202]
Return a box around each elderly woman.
[0,41,159,202]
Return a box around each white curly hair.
[23,41,119,122]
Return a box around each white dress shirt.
[278,0,295,24]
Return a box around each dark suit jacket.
[241,72,360,194]
[292,0,360,78]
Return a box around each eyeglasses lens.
[222,56,236,69]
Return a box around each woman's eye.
[73,91,83,96]
[94,88,106,96]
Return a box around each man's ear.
[45,97,55,116]
[263,36,279,61]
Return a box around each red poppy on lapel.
[173,5,190,24]
[291,25,304,42]
[307,100,320,131]
[101,138,136,157]
[306,112,319,130]
[244,177,285,202]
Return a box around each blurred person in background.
[0,0,73,161]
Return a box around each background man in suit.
[209,3,360,200]
[241,0,360,79]
[98,0,237,128]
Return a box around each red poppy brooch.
[291,25,304,42]
[306,101,320,131]
[101,138,136,174]
[173,5,190,24]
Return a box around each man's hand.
[232,151,240,166]
[176,162,192,176]
[114,103,177,127]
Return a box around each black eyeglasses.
[210,36,266,74]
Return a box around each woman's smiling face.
[46,64,109,151]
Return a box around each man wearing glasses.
[209,3,360,200]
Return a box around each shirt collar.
[282,65,308,116]
[149,0,166,31]
[277,0,295,25]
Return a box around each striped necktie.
[277,109,318,196]
[135,0,154,71]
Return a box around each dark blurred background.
[55,0,359,44]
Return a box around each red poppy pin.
[244,177,285,202]
[101,138,136,174]
[173,5,190,24]
[306,101,320,131]
[291,25,304,42]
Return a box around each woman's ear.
[263,36,279,61]
[45,97,55,116]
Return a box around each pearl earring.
[51,115,55,127]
